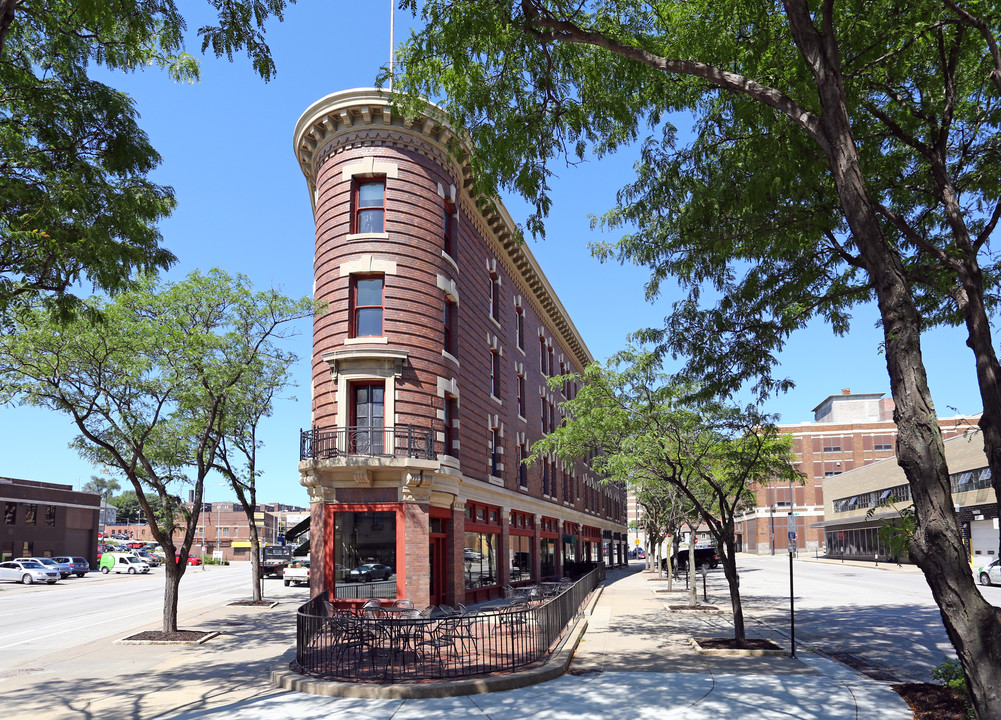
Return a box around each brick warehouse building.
[735,389,979,555]
[293,88,628,609]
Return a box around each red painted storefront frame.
[323,502,406,609]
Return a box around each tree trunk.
[687,543,697,607]
[162,558,184,633]
[719,535,746,643]
[249,521,262,602]
[0,0,15,57]
[780,4,1001,715]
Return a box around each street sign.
[788,531,797,541]
[634,539,640,545]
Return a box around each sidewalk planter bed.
[689,637,788,657]
[666,605,722,613]
[292,567,603,683]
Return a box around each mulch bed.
[694,637,782,651]
[668,604,719,611]
[228,599,277,607]
[893,683,969,720]
[122,630,214,642]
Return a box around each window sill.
[518,485,530,493]
[487,475,504,487]
[491,395,503,405]
[489,316,502,330]
[347,232,390,242]
[442,251,458,273]
[517,414,526,423]
[344,336,389,345]
[442,350,459,366]
[517,345,525,356]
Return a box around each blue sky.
[0,3,983,505]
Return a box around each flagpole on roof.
[388,0,395,92]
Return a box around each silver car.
[0,560,60,585]
[52,556,91,578]
[16,556,72,579]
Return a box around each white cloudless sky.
[0,3,984,505]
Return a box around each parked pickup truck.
[282,558,310,587]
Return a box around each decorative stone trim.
[341,156,399,181]
[340,256,397,276]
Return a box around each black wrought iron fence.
[299,425,435,461]
[293,565,604,682]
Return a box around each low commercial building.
[813,432,998,564]
[294,89,629,609]
[1,476,101,564]
[736,390,977,555]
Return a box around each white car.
[0,560,60,585]
[283,559,310,587]
[977,558,1000,586]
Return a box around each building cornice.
[293,88,593,372]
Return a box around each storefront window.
[334,511,396,583]
[509,535,534,582]
[464,532,498,589]
[563,535,577,563]
[540,538,556,577]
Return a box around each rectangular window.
[489,273,501,322]
[822,438,842,453]
[443,201,456,257]
[491,429,500,477]
[350,275,384,337]
[464,531,498,590]
[353,179,385,233]
[540,337,546,374]
[45,505,55,527]
[541,396,548,432]
[540,538,556,577]
[3,503,15,525]
[444,395,457,455]
[517,374,526,417]
[509,534,534,583]
[351,383,385,454]
[516,309,525,350]
[491,351,501,399]
[333,510,397,596]
[25,504,37,526]
[519,443,528,487]
[542,460,550,496]
[443,297,457,355]
[548,347,554,377]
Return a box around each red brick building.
[293,89,628,608]
[737,389,979,554]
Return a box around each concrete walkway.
[1,564,914,719]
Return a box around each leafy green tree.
[82,475,120,501]
[0,1,293,327]
[394,2,1001,713]
[532,350,799,642]
[0,269,313,632]
[211,353,299,601]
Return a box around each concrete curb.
[269,584,604,699]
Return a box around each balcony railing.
[300,425,435,461]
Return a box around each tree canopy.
[531,350,799,640]
[0,268,314,631]
[394,3,1001,714]
[0,1,294,327]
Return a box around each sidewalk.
[2,564,914,719]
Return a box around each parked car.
[15,556,73,579]
[663,546,719,572]
[283,559,311,587]
[175,554,202,566]
[464,548,483,562]
[134,550,161,567]
[347,563,392,582]
[99,552,150,574]
[51,556,91,578]
[977,558,1001,586]
[0,560,60,585]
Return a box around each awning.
[809,510,903,529]
[231,541,251,548]
[286,516,310,542]
[292,539,309,556]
